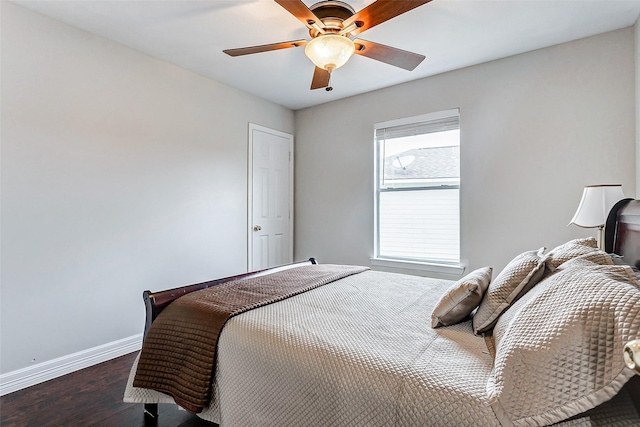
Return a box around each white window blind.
[375,109,460,264]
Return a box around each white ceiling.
[12,0,640,110]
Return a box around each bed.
[124,200,640,426]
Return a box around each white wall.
[295,28,636,278]
[0,3,294,374]
[636,17,640,196]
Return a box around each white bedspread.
[124,268,640,426]
[125,270,499,426]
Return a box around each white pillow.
[473,248,546,334]
[431,267,492,328]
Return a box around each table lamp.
[568,184,625,250]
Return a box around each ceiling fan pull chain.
[326,71,333,92]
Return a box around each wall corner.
[636,16,640,197]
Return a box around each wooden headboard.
[605,198,640,269]
[604,198,640,414]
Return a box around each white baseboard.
[0,334,143,396]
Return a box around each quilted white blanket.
[124,268,640,426]
[125,270,499,426]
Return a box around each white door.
[248,124,293,271]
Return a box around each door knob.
[253,225,262,231]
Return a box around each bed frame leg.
[144,403,158,419]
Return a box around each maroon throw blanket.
[133,264,369,413]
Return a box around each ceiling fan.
[223,0,432,91]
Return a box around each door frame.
[247,123,294,272]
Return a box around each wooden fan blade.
[354,39,425,71]
[311,67,331,90]
[274,0,325,33]
[223,40,307,56]
[342,0,432,36]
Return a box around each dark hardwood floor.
[0,352,215,427]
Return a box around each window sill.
[370,257,465,277]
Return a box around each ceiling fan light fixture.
[304,34,355,71]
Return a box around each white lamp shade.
[569,184,625,228]
[304,34,355,71]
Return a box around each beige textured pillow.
[556,250,613,270]
[431,267,492,328]
[487,261,640,426]
[545,237,598,270]
[473,248,546,335]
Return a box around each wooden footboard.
[140,258,317,419]
[142,258,317,339]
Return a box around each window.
[374,109,460,268]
